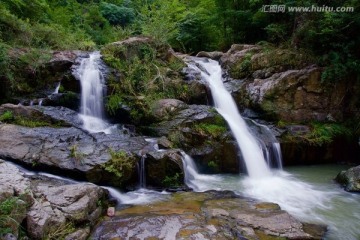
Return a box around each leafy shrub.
[102,150,135,184]
[0,111,14,122]
[100,2,135,28]
[162,173,182,187]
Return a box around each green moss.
[304,123,351,146]
[162,173,182,187]
[0,110,63,128]
[207,161,219,172]
[194,123,227,138]
[283,122,352,146]
[101,150,136,185]
[0,110,14,122]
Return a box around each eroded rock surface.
[0,160,107,240]
[91,191,326,240]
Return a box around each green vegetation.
[305,123,351,146]
[102,149,135,184]
[102,40,187,124]
[0,110,57,127]
[194,123,227,138]
[162,173,182,187]
[283,122,352,146]
[207,161,219,172]
[69,145,84,163]
[0,197,25,236]
[44,222,76,240]
[0,110,13,122]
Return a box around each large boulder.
[336,165,360,192]
[220,45,360,123]
[1,49,81,104]
[0,160,32,238]
[91,191,326,239]
[147,103,240,173]
[0,160,108,240]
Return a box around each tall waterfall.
[194,58,271,178]
[75,52,111,133]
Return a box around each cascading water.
[53,82,61,94]
[138,156,146,188]
[75,52,112,133]
[193,58,271,178]
[181,152,221,191]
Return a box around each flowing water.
[183,164,360,240]
[75,51,113,134]
[194,58,271,178]
[53,82,61,94]
[189,57,360,239]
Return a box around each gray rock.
[91,191,326,239]
[64,228,90,240]
[0,120,147,187]
[0,160,31,238]
[0,160,107,240]
[336,165,360,192]
[151,99,188,121]
[196,51,224,60]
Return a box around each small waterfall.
[53,82,61,94]
[181,152,220,191]
[247,119,283,169]
[194,58,271,178]
[74,52,111,133]
[270,142,283,169]
[138,156,146,188]
[38,99,43,106]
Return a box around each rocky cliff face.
[218,44,360,123]
[205,44,360,165]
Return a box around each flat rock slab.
[91,191,326,240]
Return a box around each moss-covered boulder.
[147,101,239,174]
[101,37,208,125]
[0,48,81,104]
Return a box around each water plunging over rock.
[193,58,271,178]
[73,52,112,133]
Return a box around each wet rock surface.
[0,104,188,189]
[0,160,107,240]
[336,165,360,192]
[91,191,326,240]
[148,103,240,173]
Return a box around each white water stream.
[185,57,360,240]
[194,58,271,178]
[75,51,113,134]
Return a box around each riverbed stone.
[336,165,360,192]
[0,160,108,240]
[90,191,326,240]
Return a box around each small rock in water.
[107,207,115,217]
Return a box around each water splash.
[181,152,222,191]
[194,58,271,178]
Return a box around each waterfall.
[74,52,111,133]
[138,156,146,188]
[194,58,271,178]
[181,152,221,191]
[53,82,61,94]
[247,119,283,169]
